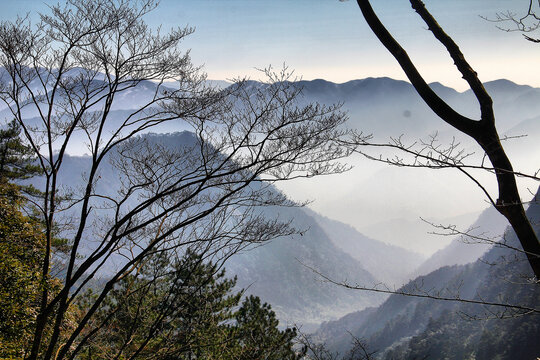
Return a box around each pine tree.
[77,250,301,359]
[0,183,46,357]
[0,119,41,195]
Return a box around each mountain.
[16,75,540,330]
[0,67,175,120]
[305,209,424,285]
[314,264,466,355]
[36,131,391,330]
[298,77,540,137]
[229,206,428,328]
[414,206,508,277]
[502,114,540,178]
[382,190,540,360]
[227,207,385,330]
[296,77,440,139]
[480,79,540,131]
[282,78,540,255]
[294,77,540,151]
[16,75,539,256]
[313,188,540,359]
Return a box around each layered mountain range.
[16,76,539,331]
[279,77,540,255]
[313,187,540,359]
[40,132,420,330]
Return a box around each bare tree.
[482,0,540,42]
[297,331,340,360]
[296,330,376,360]
[0,1,355,359]
[352,0,540,279]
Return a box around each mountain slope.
[414,206,508,277]
[314,188,540,359]
[383,191,540,360]
[305,209,424,285]
[227,206,384,329]
[40,131,386,329]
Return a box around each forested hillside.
[314,188,540,359]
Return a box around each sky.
[1,0,539,91]
[1,0,538,255]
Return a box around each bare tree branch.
[355,0,540,278]
[0,2,355,358]
[300,261,540,316]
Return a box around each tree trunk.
[356,0,540,279]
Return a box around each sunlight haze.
[1,0,539,90]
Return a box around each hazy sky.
[2,0,537,254]
[1,0,539,91]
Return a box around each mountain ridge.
[313,187,540,359]
[33,131,406,329]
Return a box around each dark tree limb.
[355,0,540,278]
[301,261,540,316]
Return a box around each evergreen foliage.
[77,250,301,359]
[0,120,42,195]
[0,183,46,358]
[0,120,52,358]
[234,295,301,359]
